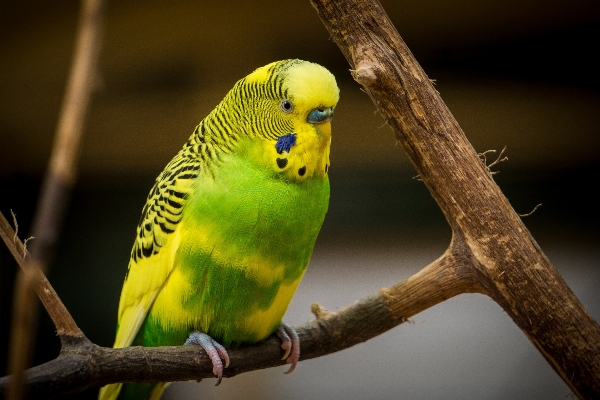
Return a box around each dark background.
[1,1,599,399]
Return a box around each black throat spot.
[276,158,288,169]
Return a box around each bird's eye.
[279,99,294,114]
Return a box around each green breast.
[144,148,329,346]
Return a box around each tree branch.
[1,209,474,397]
[1,213,84,340]
[6,0,105,398]
[310,0,600,398]
[27,0,106,266]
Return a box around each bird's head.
[233,59,339,181]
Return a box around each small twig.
[478,149,495,164]
[22,237,35,257]
[1,212,84,338]
[478,146,508,176]
[10,210,18,242]
[1,212,85,400]
[487,146,508,170]
[310,302,336,320]
[518,203,543,217]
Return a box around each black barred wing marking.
[130,154,200,263]
[127,60,305,265]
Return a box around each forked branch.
[310,0,600,398]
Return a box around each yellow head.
[232,59,340,181]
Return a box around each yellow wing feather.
[99,154,198,400]
[116,153,199,349]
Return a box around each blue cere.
[307,107,334,124]
[275,133,297,154]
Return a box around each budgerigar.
[98,59,339,400]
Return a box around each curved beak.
[307,106,334,124]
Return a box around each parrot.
[98,59,339,400]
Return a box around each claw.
[185,331,230,385]
[276,322,300,374]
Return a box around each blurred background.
[1,0,599,399]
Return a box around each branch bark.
[310,0,600,398]
[0,213,465,398]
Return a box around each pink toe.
[276,323,300,373]
[185,332,229,385]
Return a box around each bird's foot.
[276,322,300,374]
[184,331,230,385]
